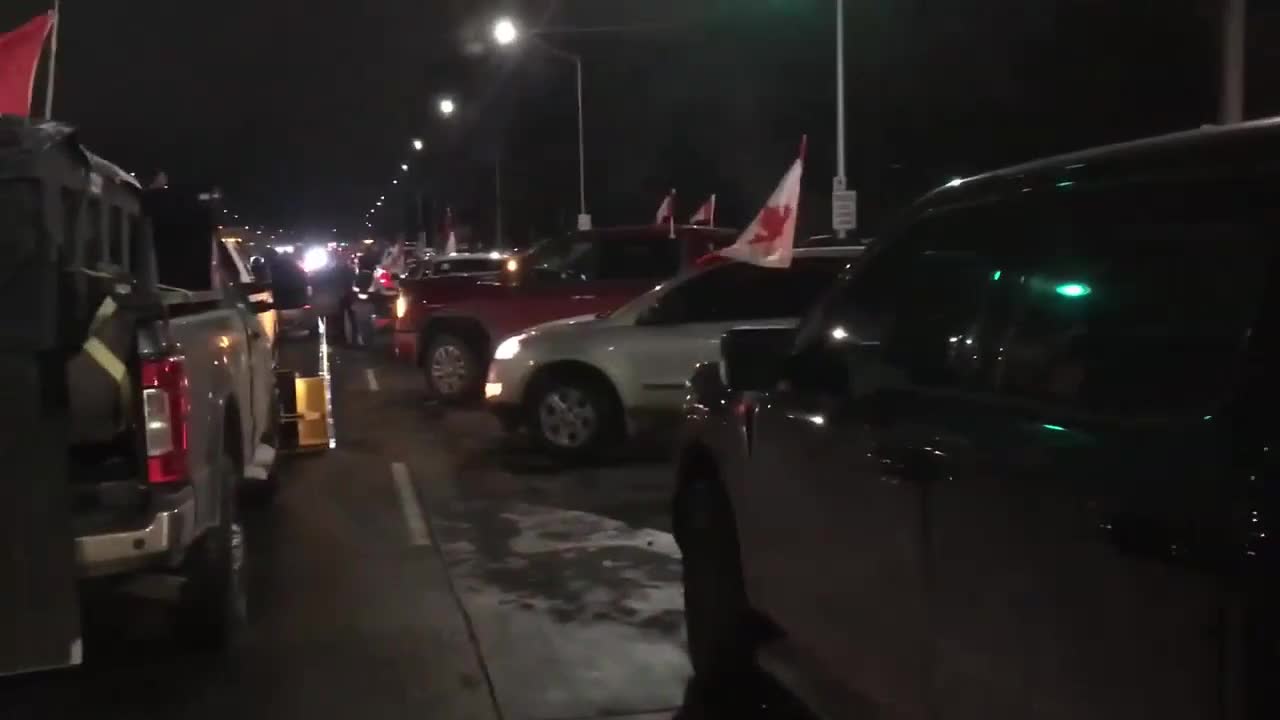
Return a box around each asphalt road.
[0,329,811,720]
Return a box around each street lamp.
[492,17,518,46]
[438,97,456,117]
[412,138,424,151]
[401,163,409,172]
[493,17,589,229]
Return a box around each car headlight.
[395,294,408,319]
[493,334,526,360]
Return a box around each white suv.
[485,246,863,459]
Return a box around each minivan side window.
[804,204,1011,390]
[997,183,1272,418]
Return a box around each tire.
[524,372,619,461]
[674,468,763,688]
[424,333,481,402]
[175,448,247,650]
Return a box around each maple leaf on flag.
[719,137,805,269]
[748,204,793,246]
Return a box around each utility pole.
[1220,0,1246,124]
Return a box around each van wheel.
[675,468,763,688]
[176,449,247,650]
[525,373,618,461]
[424,334,480,402]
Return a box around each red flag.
[689,194,716,227]
[718,137,806,269]
[0,13,54,117]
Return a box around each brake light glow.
[375,268,394,289]
[141,356,189,484]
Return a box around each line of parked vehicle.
[388,119,1280,718]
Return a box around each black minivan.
[674,119,1279,719]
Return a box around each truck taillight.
[375,268,394,289]
[141,356,189,484]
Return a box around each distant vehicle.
[672,120,1280,719]
[1,122,280,674]
[486,247,861,459]
[394,226,736,402]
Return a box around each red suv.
[393,225,735,401]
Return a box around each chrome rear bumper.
[75,487,197,578]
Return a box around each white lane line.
[391,462,430,546]
[365,368,380,391]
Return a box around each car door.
[928,183,1272,720]
[739,225,990,719]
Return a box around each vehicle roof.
[916,116,1280,211]
[791,245,865,259]
[433,252,509,262]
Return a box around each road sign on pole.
[833,188,857,235]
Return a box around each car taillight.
[141,356,189,484]
[375,268,394,289]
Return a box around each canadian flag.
[689,194,716,227]
[0,13,55,117]
[654,189,675,226]
[443,207,458,255]
[719,138,806,269]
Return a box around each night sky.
[4,1,1279,243]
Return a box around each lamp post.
[493,16,590,230]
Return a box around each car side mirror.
[720,326,795,391]
[781,342,848,395]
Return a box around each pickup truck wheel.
[525,374,617,461]
[176,450,247,650]
[425,334,480,402]
[675,471,762,688]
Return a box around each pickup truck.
[1,121,278,675]
[393,225,735,402]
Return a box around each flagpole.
[43,0,59,119]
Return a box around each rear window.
[594,235,681,281]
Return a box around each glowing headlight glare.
[301,247,331,273]
[395,294,408,319]
[505,258,519,273]
[493,334,525,360]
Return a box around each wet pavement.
[0,331,813,720]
